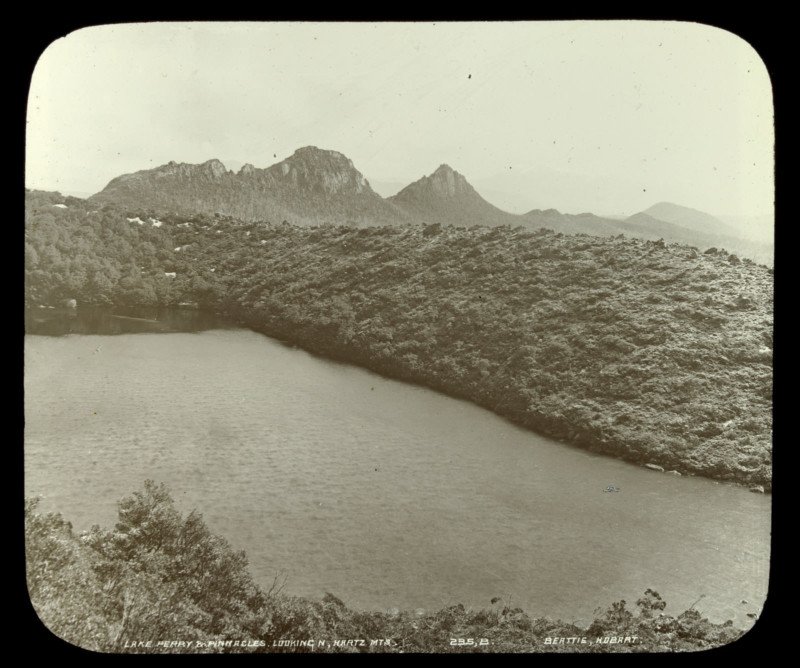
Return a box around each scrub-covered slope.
[25,193,773,487]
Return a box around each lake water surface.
[24,309,770,627]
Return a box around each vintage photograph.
[23,21,773,653]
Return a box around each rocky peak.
[200,159,228,179]
[292,145,348,162]
[238,163,256,176]
[267,146,374,196]
[393,164,476,202]
[135,159,228,182]
[428,164,471,197]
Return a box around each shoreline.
[24,303,770,493]
[224,305,771,493]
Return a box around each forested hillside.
[25,481,746,653]
[24,191,773,487]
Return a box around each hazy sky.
[27,21,773,216]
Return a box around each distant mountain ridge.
[90,147,412,227]
[624,203,773,265]
[88,146,773,264]
[637,202,735,237]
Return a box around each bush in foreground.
[25,482,747,653]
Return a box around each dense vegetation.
[24,190,773,487]
[25,482,747,653]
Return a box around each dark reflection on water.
[25,306,235,336]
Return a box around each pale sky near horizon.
[26,21,773,217]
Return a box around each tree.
[81,481,267,643]
[26,482,269,652]
[25,498,115,650]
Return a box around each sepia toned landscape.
[24,22,773,653]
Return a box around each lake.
[24,308,770,627]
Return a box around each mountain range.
[89,147,411,227]
[88,146,773,264]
